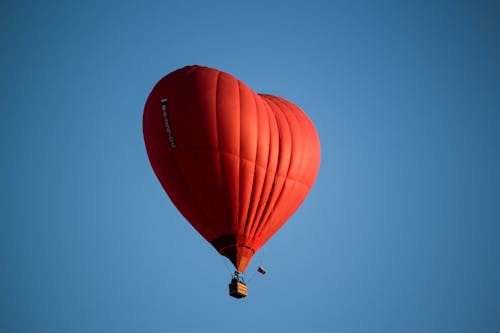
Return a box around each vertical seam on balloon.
[289,102,308,191]
[245,96,271,240]
[188,69,209,232]
[193,68,223,239]
[214,70,222,223]
[242,91,260,244]
[215,71,231,235]
[199,66,220,228]
[235,78,241,238]
[248,96,280,241]
[252,96,293,241]
[258,96,303,239]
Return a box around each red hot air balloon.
[143,65,320,297]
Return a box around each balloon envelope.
[143,65,320,272]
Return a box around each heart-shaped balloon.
[143,65,320,272]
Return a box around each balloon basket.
[229,280,248,299]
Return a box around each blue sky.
[1,0,499,332]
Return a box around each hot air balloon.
[143,65,320,298]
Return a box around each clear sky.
[1,0,499,332]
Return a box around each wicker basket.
[229,280,248,298]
